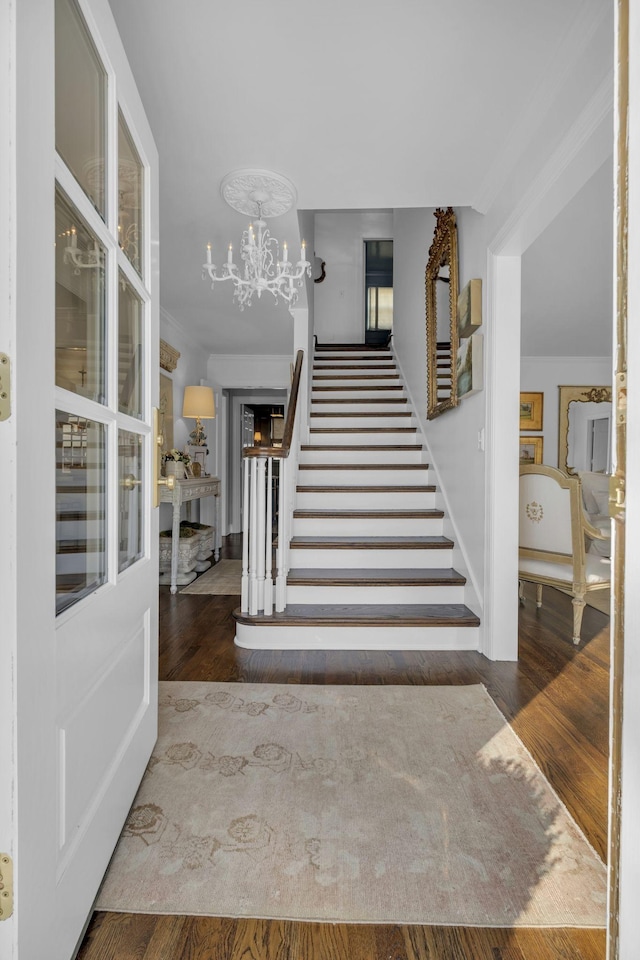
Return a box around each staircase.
[234,343,480,650]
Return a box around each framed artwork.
[188,445,207,475]
[519,392,544,431]
[159,373,174,452]
[456,333,483,399]
[457,278,482,338]
[519,436,543,465]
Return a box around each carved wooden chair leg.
[536,583,543,608]
[572,589,587,645]
[519,579,525,605]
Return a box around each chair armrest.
[582,514,610,541]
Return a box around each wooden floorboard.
[77,534,609,960]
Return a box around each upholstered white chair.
[577,470,612,556]
[519,464,611,644]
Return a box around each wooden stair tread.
[234,603,480,627]
[296,485,436,493]
[294,508,444,518]
[309,427,417,433]
[312,365,396,372]
[290,535,453,549]
[311,367,399,378]
[299,463,427,470]
[315,344,390,351]
[312,384,403,391]
[301,444,422,451]
[288,567,465,585]
[310,412,412,418]
[312,397,407,404]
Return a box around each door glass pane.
[56,188,106,403]
[118,110,144,276]
[55,0,106,217]
[56,412,107,614]
[118,430,144,573]
[366,287,394,330]
[118,272,144,418]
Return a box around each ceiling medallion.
[202,169,310,310]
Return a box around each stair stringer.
[390,343,484,643]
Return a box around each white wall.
[520,356,612,468]
[314,210,393,343]
[393,206,487,608]
[207,354,291,390]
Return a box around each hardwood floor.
[77,534,609,960]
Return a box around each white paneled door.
[0,2,159,958]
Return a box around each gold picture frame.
[519,392,544,431]
[519,436,543,465]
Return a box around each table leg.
[170,499,181,594]
[214,492,221,561]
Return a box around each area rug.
[95,682,606,927]
[180,559,242,594]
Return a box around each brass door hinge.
[609,475,625,520]
[0,354,10,421]
[0,853,13,920]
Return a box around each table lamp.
[182,385,215,446]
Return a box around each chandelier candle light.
[202,170,311,310]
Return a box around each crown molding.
[160,305,209,355]
[473,0,611,216]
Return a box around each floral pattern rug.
[95,681,606,926]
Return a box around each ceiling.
[108,0,606,356]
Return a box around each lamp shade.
[182,386,215,419]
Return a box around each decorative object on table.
[180,520,213,572]
[182,385,215,447]
[558,384,612,475]
[456,332,483,399]
[96,681,606,927]
[162,449,191,479]
[519,435,543,465]
[519,391,544,431]
[159,527,199,584]
[202,169,311,310]
[457,278,482,338]
[187,446,208,475]
[159,373,174,452]
[159,339,180,373]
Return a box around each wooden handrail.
[243,349,304,460]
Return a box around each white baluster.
[249,457,259,615]
[241,456,250,612]
[276,457,287,611]
[255,456,267,613]
[264,456,274,615]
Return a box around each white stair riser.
[296,490,436,509]
[312,389,404,399]
[300,448,426,464]
[310,416,415,428]
[289,547,453,568]
[287,584,465,604]
[236,623,480,651]
[314,352,391,361]
[292,516,444,536]
[312,402,408,413]
[298,468,431,486]
[308,432,419,446]
[312,378,401,388]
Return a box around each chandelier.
[202,170,311,310]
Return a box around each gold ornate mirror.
[426,207,459,419]
[558,384,613,475]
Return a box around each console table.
[159,476,221,594]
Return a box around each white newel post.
[255,456,267,613]
[249,457,259,614]
[241,456,250,612]
[276,456,287,611]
